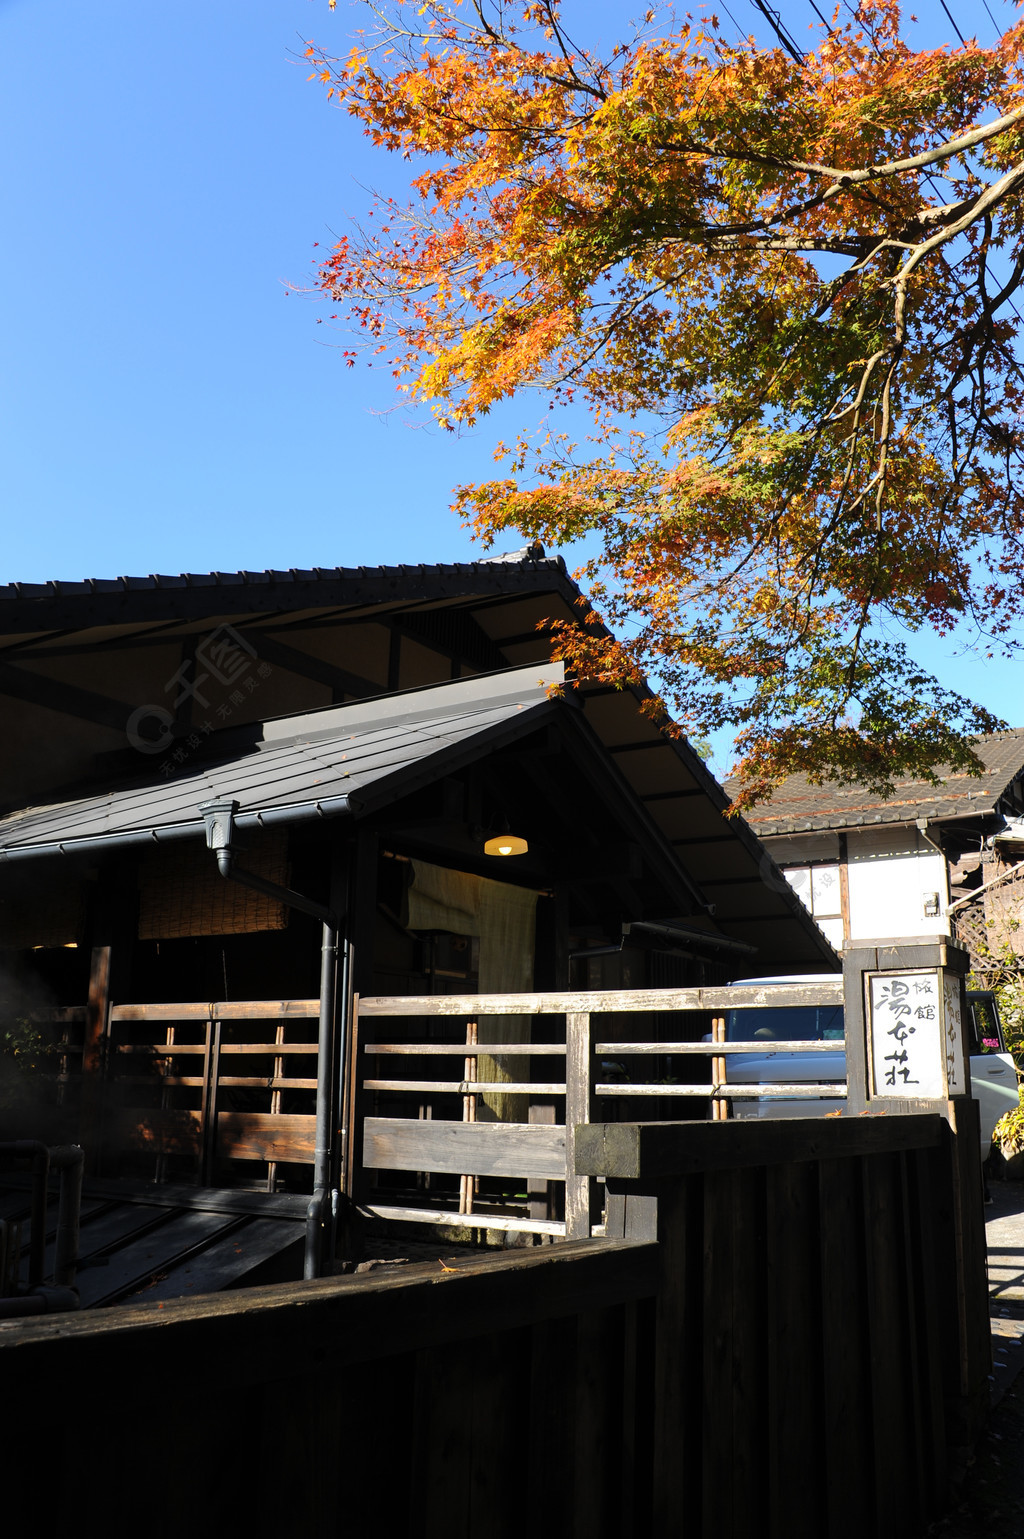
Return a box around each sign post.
[843,935,988,1445]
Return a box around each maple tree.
[307,0,1024,800]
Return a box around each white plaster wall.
[845,826,949,941]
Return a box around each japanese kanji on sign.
[867,969,967,1100]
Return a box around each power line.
[939,0,967,46]
[719,0,753,44]
[981,0,1002,38]
[806,0,834,31]
[747,0,806,64]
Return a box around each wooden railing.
[355,980,846,1238]
[100,1000,321,1185]
[29,980,847,1213]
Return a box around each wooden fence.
[354,981,846,1238]
[0,1112,987,1539]
[30,981,850,1225]
[32,999,322,1186]
[579,1111,991,1537]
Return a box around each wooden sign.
[866,968,967,1100]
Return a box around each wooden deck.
[0,1177,306,1307]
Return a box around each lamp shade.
[483,834,529,857]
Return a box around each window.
[784,864,844,949]
[725,1005,845,1042]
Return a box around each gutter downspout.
[199,799,339,1280]
[916,818,952,928]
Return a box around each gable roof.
[738,729,1024,837]
[0,552,838,969]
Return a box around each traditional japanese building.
[0,549,835,1299]
[736,729,1024,951]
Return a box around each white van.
[720,974,1019,1159]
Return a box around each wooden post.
[79,944,112,1174]
[564,1012,592,1240]
[343,995,360,1202]
[711,1015,727,1120]
[946,1094,991,1451]
[528,1102,556,1227]
[844,936,991,1453]
[155,1022,176,1186]
[267,1020,285,1192]
[838,831,852,944]
[460,1020,477,1216]
[199,1014,221,1187]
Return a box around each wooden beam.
[110,999,319,1022]
[369,1042,566,1055]
[216,1112,316,1164]
[0,1238,657,1380]
[357,982,844,1015]
[564,1012,592,1240]
[364,1079,566,1095]
[243,632,380,701]
[0,661,136,734]
[592,1040,845,1054]
[363,1116,566,1179]
[366,1203,565,1236]
[573,1114,946,1181]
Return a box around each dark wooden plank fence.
[580,1111,990,1538]
[0,1112,988,1539]
[1,1239,657,1539]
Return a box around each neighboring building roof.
[738,729,1024,837]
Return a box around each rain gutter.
[623,920,759,957]
[0,793,358,864]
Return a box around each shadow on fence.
[0,1113,988,1539]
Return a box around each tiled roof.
[737,729,1024,836]
[0,551,580,636]
[0,550,558,601]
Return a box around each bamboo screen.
[138,831,290,939]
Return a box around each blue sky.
[1,0,1021,760]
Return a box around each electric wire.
[719,0,753,43]
[939,0,967,46]
[747,0,806,63]
[922,0,1024,328]
[981,0,1002,37]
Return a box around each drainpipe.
[199,799,339,1280]
[49,1144,84,1287]
[916,818,951,925]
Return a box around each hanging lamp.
[483,833,529,857]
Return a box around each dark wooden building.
[0,550,836,1295]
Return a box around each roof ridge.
[0,550,562,597]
